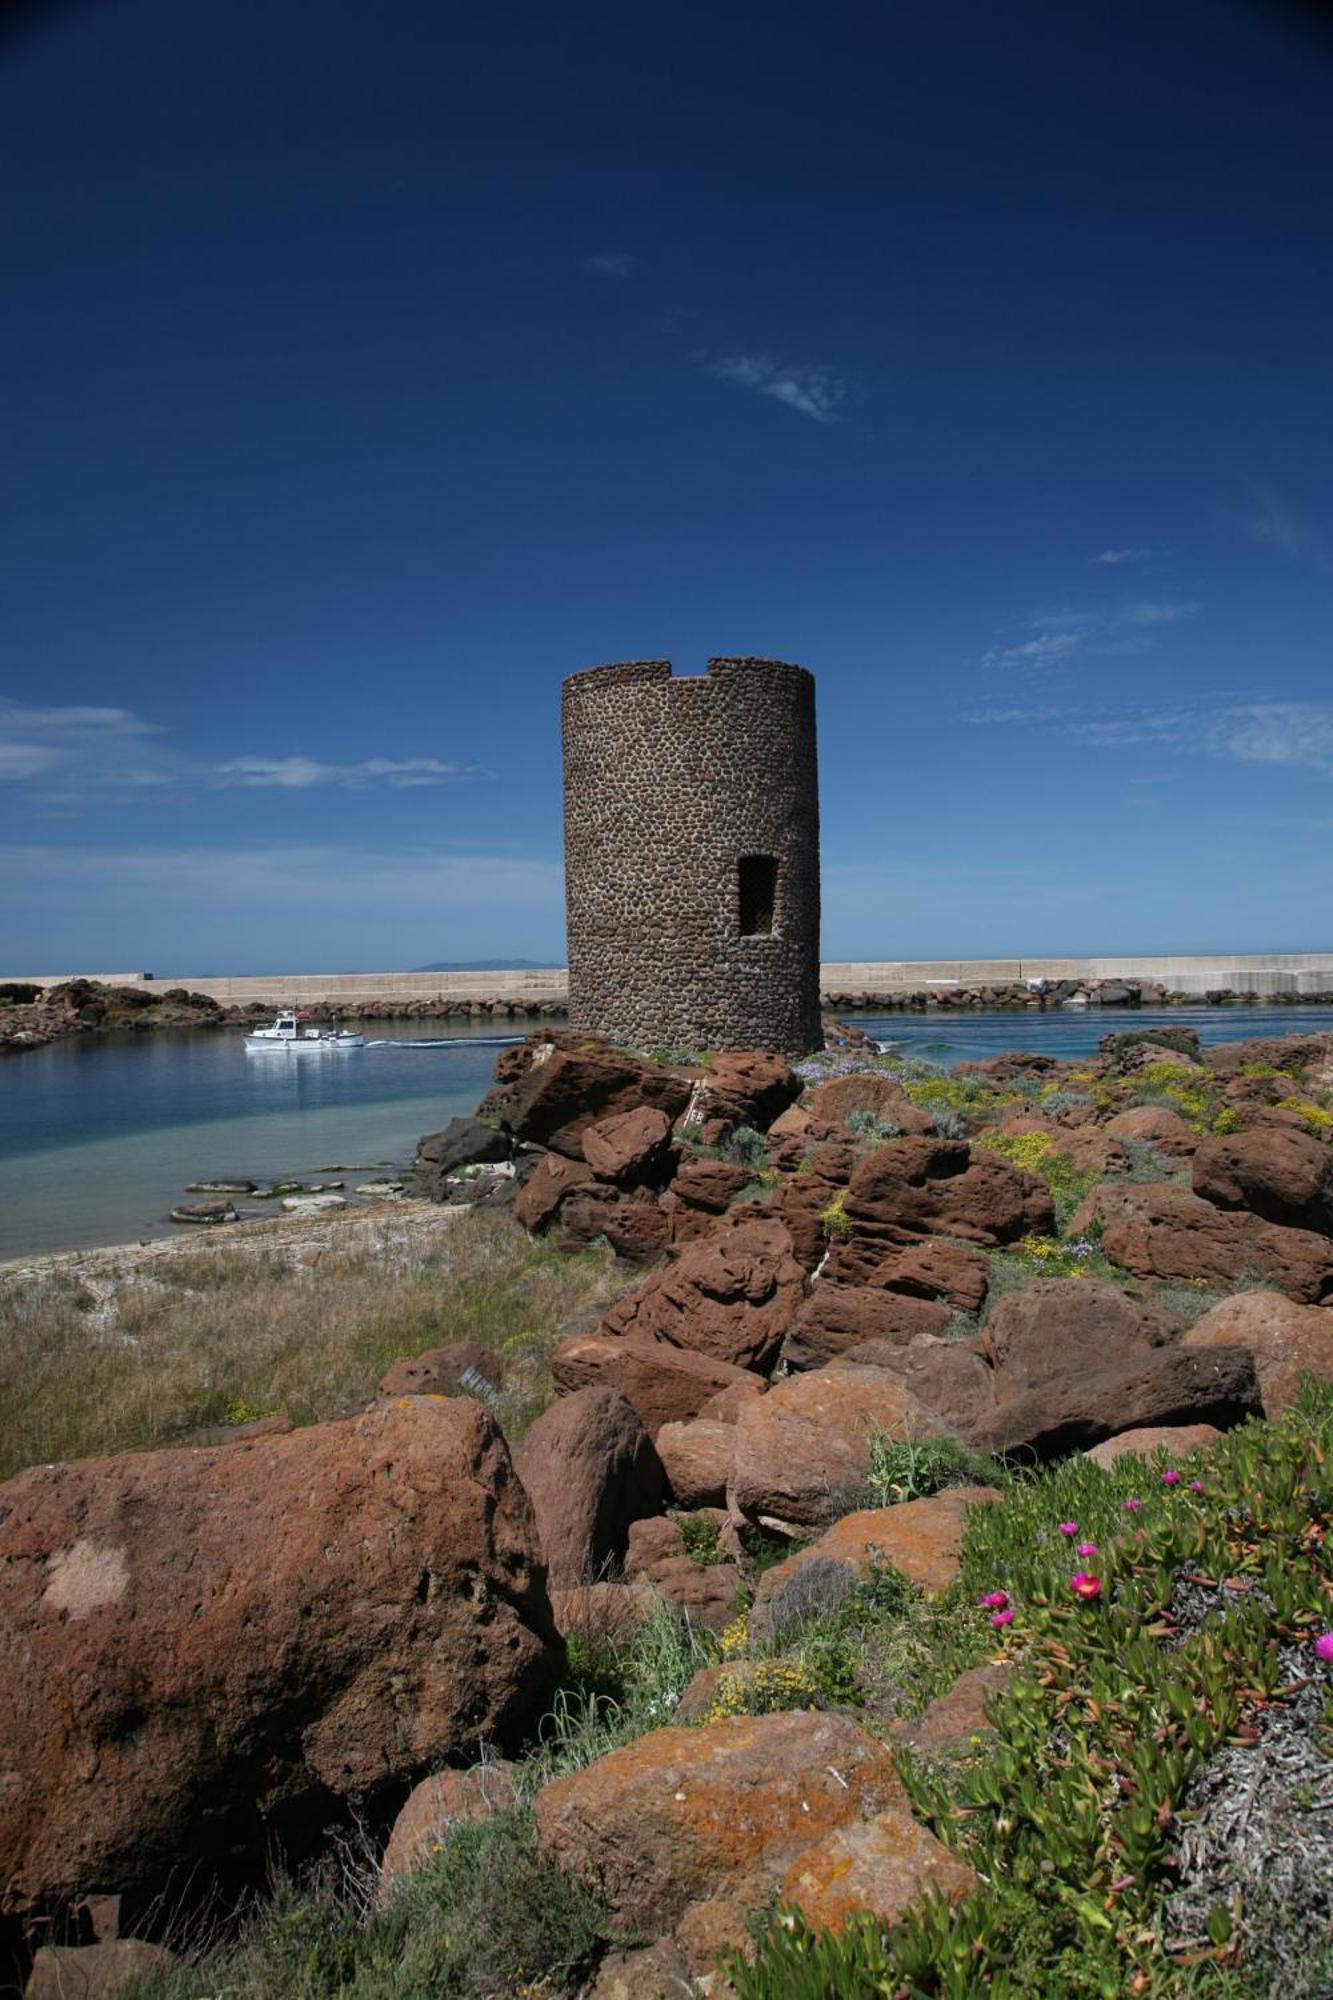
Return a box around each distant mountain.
[413,959,562,972]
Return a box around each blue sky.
[1,0,1330,973]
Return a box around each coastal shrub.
[731,1385,1333,1998]
[972,1131,1098,1232]
[864,1429,1002,1507]
[819,1189,852,1239]
[720,1123,768,1166]
[931,1107,968,1139]
[0,1211,626,1480]
[846,1106,903,1141]
[140,1807,609,1999]
[1277,1096,1333,1135]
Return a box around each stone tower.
[562,656,821,1055]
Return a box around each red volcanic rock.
[843,1139,1055,1249]
[0,1399,559,1916]
[748,1489,1001,1646]
[1093,1184,1333,1303]
[984,1280,1181,1400]
[820,1236,989,1313]
[1102,1104,1199,1161]
[1192,1125,1333,1233]
[837,1337,994,1435]
[780,1809,975,1937]
[728,1365,960,1530]
[381,1761,520,1889]
[1085,1423,1222,1470]
[975,1344,1259,1459]
[773,1139,861,1269]
[809,1072,936,1135]
[1182,1288,1333,1414]
[597,1217,805,1372]
[655,1417,735,1508]
[515,1387,665,1588]
[482,1045,692,1159]
[781,1284,951,1371]
[581,1106,676,1187]
[893,1662,1016,1758]
[378,1340,501,1399]
[26,1940,178,1998]
[559,1184,670,1262]
[514,1152,594,1231]
[694,1050,803,1132]
[662,1158,753,1244]
[549,1333,758,1439]
[535,1711,905,1936]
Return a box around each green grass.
[0,1210,625,1479]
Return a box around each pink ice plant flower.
[1076,1542,1098,1558]
[1122,1498,1143,1512]
[1057,1521,1079,1537]
[978,1590,1009,1610]
[991,1609,1014,1628]
[1161,1469,1181,1486]
[1070,1572,1102,1600]
[1314,1633,1333,1663]
[1188,1480,1204,1493]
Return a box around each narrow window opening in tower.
[738,855,779,936]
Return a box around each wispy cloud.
[0,701,493,806]
[581,251,637,278]
[701,353,849,425]
[966,696,1333,774]
[1126,600,1201,624]
[981,632,1084,675]
[1092,547,1153,566]
[1238,479,1321,564]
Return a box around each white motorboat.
[245,1011,364,1051]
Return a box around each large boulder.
[1101,1104,1199,1161]
[1085,1423,1222,1470]
[823,1237,989,1315]
[535,1711,904,1937]
[380,1760,520,1890]
[415,1117,513,1199]
[581,1107,676,1187]
[809,1072,935,1135]
[1093,1184,1333,1303]
[1191,1126,1333,1234]
[513,1152,593,1231]
[549,1333,761,1439]
[0,1400,559,1916]
[748,1490,1001,1646]
[839,1336,994,1435]
[1182,1289,1333,1414]
[693,1051,803,1132]
[26,1940,178,1998]
[780,1811,975,1937]
[781,1284,951,1371]
[727,1366,960,1529]
[975,1344,1260,1458]
[773,1140,861,1269]
[378,1340,501,1399]
[482,1043,692,1159]
[661,1158,752,1244]
[558,1184,670,1262]
[655,1418,735,1508]
[842,1139,1055,1249]
[597,1216,805,1371]
[515,1388,665,1587]
[985,1280,1181,1400]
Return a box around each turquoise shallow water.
[0,1023,512,1260]
[2,1006,1329,1261]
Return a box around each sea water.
[1,1006,1329,1262]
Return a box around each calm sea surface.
[2,1006,1330,1261]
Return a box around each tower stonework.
[562,656,822,1056]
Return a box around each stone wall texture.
[562,657,822,1055]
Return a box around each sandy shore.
[0,1196,465,1287]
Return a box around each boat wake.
[362,1036,524,1050]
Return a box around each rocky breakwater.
[822,978,1333,1011]
[0,981,225,1054]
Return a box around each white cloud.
[980,631,1084,674]
[1239,480,1320,563]
[212,755,490,790]
[966,696,1333,774]
[1092,547,1153,565]
[1126,601,1201,624]
[0,701,493,804]
[581,251,637,278]
[702,353,849,425]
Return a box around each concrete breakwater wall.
[8,953,1333,1013]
